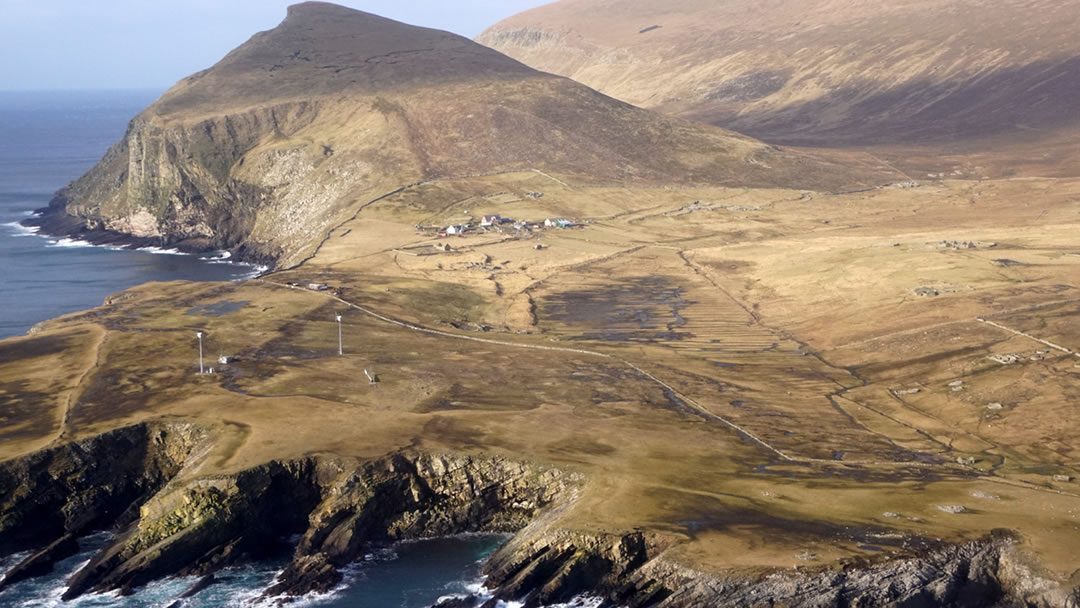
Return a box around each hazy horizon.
[0,1,546,91]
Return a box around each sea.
[0,532,526,608]
[0,90,263,340]
[0,91,601,607]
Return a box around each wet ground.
[539,276,692,343]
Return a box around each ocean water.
[0,533,524,607]
[0,90,264,340]
[0,92,606,606]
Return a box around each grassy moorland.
[6,169,1079,579]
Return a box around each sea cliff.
[0,423,1075,606]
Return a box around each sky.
[0,0,548,91]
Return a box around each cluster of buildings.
[417,215,577,238]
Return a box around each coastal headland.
[2,2,1080,606]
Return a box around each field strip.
[976,318,1074,354]
[51,327,108,446]
[832,297,1080,351]
[259,279,807,462]
[256,280,1080,489]
[619,361,795,461]
[261,280,613,359]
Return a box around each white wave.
[214,562,344,608]
[234,265,269,281]
[463,579,491,595]
[434,596,522,608]
[362,547,399,562]
[12,583,67,608]
[46,237,96,248]
[224,581,341,608]
[2,221,41,237]
[135,245,186,255]
[15,564,122,608]
[547,597,605,608]
[202,250,233,261]
[443,578,601,608]
[0,549,32,578]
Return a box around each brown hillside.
[480,0,1080,176]
[40,2,888,267]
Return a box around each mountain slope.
[35,2,885,267]
[479,0,1080,175]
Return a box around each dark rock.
[2,424,1075,607]
[0,423,208,559]
[0,533,79,591]
[180,573,219,598]
[264,553,343,598]
[64,460,322,600]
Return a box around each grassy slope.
[51,2,895,268]
[8,171,1080,577]
[479,0,1080,177]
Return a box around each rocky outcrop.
[0,423,581,601]
[266,453,578,597]
[482,528,669,608]
[32,100,364,267]
[635,531,1072,608]
[0,422,208,593]
[0,423,207,558]
[436,528,1071,608]
[1,423,1074,606]
[61,459,323,599]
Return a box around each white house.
[481,214,502,227]
[446,225,466,235]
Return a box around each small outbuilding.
[544,218,572,228]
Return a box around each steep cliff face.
[0,421,581,600]
[458,528,1072,608]
[1,423,1076,606]
[40,98,403,265]
[32,2,891,267]
[0,422,208,592]
[267,453,579,597]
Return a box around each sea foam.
[46,237,96,248]
[135,245,186,255]
[2,221,41,237]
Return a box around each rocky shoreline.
[0,423,581,603]
[23,206,278,270]
[0,423,1075,607]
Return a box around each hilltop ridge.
[155,1,542,116]
[480,0,1080,176]
[3,3,1080,606]
[34,1,889,267]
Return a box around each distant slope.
[36,2,887,267]
[480,0,1080,175]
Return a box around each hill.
[480,0,1080,177]
[33,1,885,267]
[3,3,1080,604]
